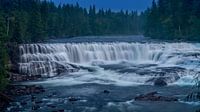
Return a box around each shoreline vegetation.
[0,0,200,111]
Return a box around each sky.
[50,0,153,12]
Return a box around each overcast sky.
[50,0,153,12]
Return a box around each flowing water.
[8,36,200,112]
[19,42,200,86]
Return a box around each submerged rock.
[154,78,168,86]
[68,97,80,102]
[47,104,56,108]
[135,91,178,102]
[58,109,65,112]
[103,90,110,94]
[35,100,43,104]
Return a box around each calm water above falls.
[9,36,200,112]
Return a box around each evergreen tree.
[0,12,7,42]
[145,0,200,41]
[0,12,8,90]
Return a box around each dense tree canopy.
[0,0,144,89]
[0,11,8,90]
[0,0,143,43]
[145,0,200,41]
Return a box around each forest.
[145,0,200,40]
[0,0,144,89]
[1,0,200,89]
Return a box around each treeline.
[0,12,8,90]
[0,0,143,43]
[145,0,200,41]
[0,0,144,89]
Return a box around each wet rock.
[56,66,67,75]
[51,109,65,112]
[183,52,200,58]
[9,72,42,82]
[154,78,167,86]
[0,98,9,112]
[156,66,186,72]
[147,72,180,85]
[196,109,200,112]
[31,95,36,101]
[35,100,43,104]
[0,85,45,110]
[146,66,185,85]
[20,101,27,106]
[186,92,200,101]
[58,109,65,112]
[135,91,178,102]
[0,92,13,110]
[47,92,57,98]
[56,62,80,74]
[47,104,56,108]
[4,85,45,96]
[0,102,6,110]
[118,68,138,73]
[32,105,40,110]
[68,97,79,102]
[47,94,53,98]
[136,70,160,76]
[9,64,20,74]
[0,92,13,102]
[103,90,110,94]
[33,85,45,93]
[52,92,57,96]
[6,42,20,67]
[137,64,158,68]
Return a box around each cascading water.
[19,42,200,86]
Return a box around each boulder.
[135,91,178,102]
[145,66,185,85]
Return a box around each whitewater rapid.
[18,42,200,86]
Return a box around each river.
[7,36,200,112]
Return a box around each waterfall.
[19,42,199,76]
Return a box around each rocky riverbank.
[0,84,45,111]
[2,84,199,112]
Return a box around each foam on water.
[19,42,200,86]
